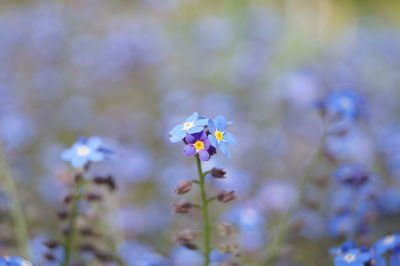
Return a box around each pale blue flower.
[169,112,209,143]
[61,136,108,168]
[208,116,236,157]
[0,256,34,266]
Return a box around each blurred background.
[1,0,400,265]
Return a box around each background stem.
[0,141,31,259]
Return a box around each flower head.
[183,131,213,161]
[169,112,209,143]
[208,116,236,158]
[334,248,371,266]
[0,256,34,266]
[61,136,109,168]
[374,234,400,255]
[317,91,365,121]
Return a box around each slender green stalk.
[195,155,211,266]
[0,141,31,259]
[62,175,85,266]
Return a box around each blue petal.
[214,116,227,131]
[71,157,88,168]
[61,148,74,161]
[219,141,232,158]
[208,134,218,148]
[187,126,204,134]
[169,130,187,143]
[195,118,209,127]
[224,132,236,146]
[185,112,198,122]
[169,124,184,135]
[208,119,216,134]
[87,136,102,149]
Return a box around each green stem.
[0,142,31,259]
[62,175,86,266]
[195,155,211,266]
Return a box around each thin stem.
[0,142,31,259]
[195,155,211,266]
[62,175,86,266]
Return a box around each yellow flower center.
[194,140,205,151]
[344,254,356,263]
[77,145,91,156]
[384,235,395,245]
[183,121,194,130]
[215,130,224,141]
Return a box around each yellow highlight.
[194,140,204,151]
[183,121,194,130]
[215,131,224,141]
[77,145,91,156]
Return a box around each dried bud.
[174,230,198,250]
[63,194,73,204]
[174,199,193,214]
[219,243,240,256]
[211,168,226,178]
[175,180,192,195]
[57,210,68,220]
[85,193,103,202]
[217,191,236,203]
[44,240,59,249]
[79,243,97,252]
[44,253,56,261]
[80,227,99,237]
[93,176,116,192]
[218,222,237,236]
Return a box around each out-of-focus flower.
[374,234,400,255]
[317,91,365,121]
[333,248,371,266]
[333,164,370,187]
[0,256,34,266]
[183,131,212,161]
[169,112,209,143]
[61,137,109,168]
[208,116,236,158]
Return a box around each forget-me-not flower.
[374,234,400,255]
[0,256,33,266]
[183,131,213,161]
[208,116,236,158]
[334,248,371,266]
[61,136,107,168]
[169,112,209,143]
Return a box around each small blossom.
[61,137,109,168]
[217,191,236,203]
[211,168,226,178]
[0,256,34,266]
[174,199,193,214]
[333,249,371,266]
[169,112,209,143]
[208,116,236,158]
[183,131,213,161]
[175,180,193,195]
[373,234,400,255]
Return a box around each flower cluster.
[169,112,236,160]
[0,256,33,266]
[331,234,400,266]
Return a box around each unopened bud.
[174,229,198,250]
[44,240,59,249]
[44,253,55,261]
[86,193,103,202]
[219,243,240,256]
[218,222,237,236]
[211,168,226,178]
[174,199,193,214]
[175,180,192,195]
[57,210,68,220]
[217,191,236,203]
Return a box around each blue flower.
[374,234,400,255]
[0,256,34,266]
[318,91,364,120]
[61,136,108,168]
[208,116,236,158]
[334,249,371,266]
[169,112,209,143]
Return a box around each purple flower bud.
[211,168,226,178]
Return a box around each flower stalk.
[0,141,31,259]
[195,154,212,266]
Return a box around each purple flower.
[183,131,213,161]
